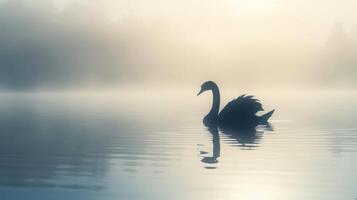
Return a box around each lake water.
[0,90,356,200]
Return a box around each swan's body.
[197,81,274,129]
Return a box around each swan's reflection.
[200,123,273,167]
[221,123,273,149]
[200,125,220,166]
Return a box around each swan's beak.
[197,88,204,96]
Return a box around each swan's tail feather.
[259,109,275,123]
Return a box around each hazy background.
[1,0,357,90]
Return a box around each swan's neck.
[209,86,220,117]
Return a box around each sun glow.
[230,0,276,12]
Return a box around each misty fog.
[1,0,357,90]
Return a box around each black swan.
[197,81,275,129]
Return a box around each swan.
[197,81,275,129]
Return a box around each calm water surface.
[0,90,356,200]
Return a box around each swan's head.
[197,81,217,96]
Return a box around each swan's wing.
[219,95,263,119]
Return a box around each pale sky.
[52,0,357,48]
[0,0,356,89]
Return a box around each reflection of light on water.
[198,183,281,200]
[230,186,279,200]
